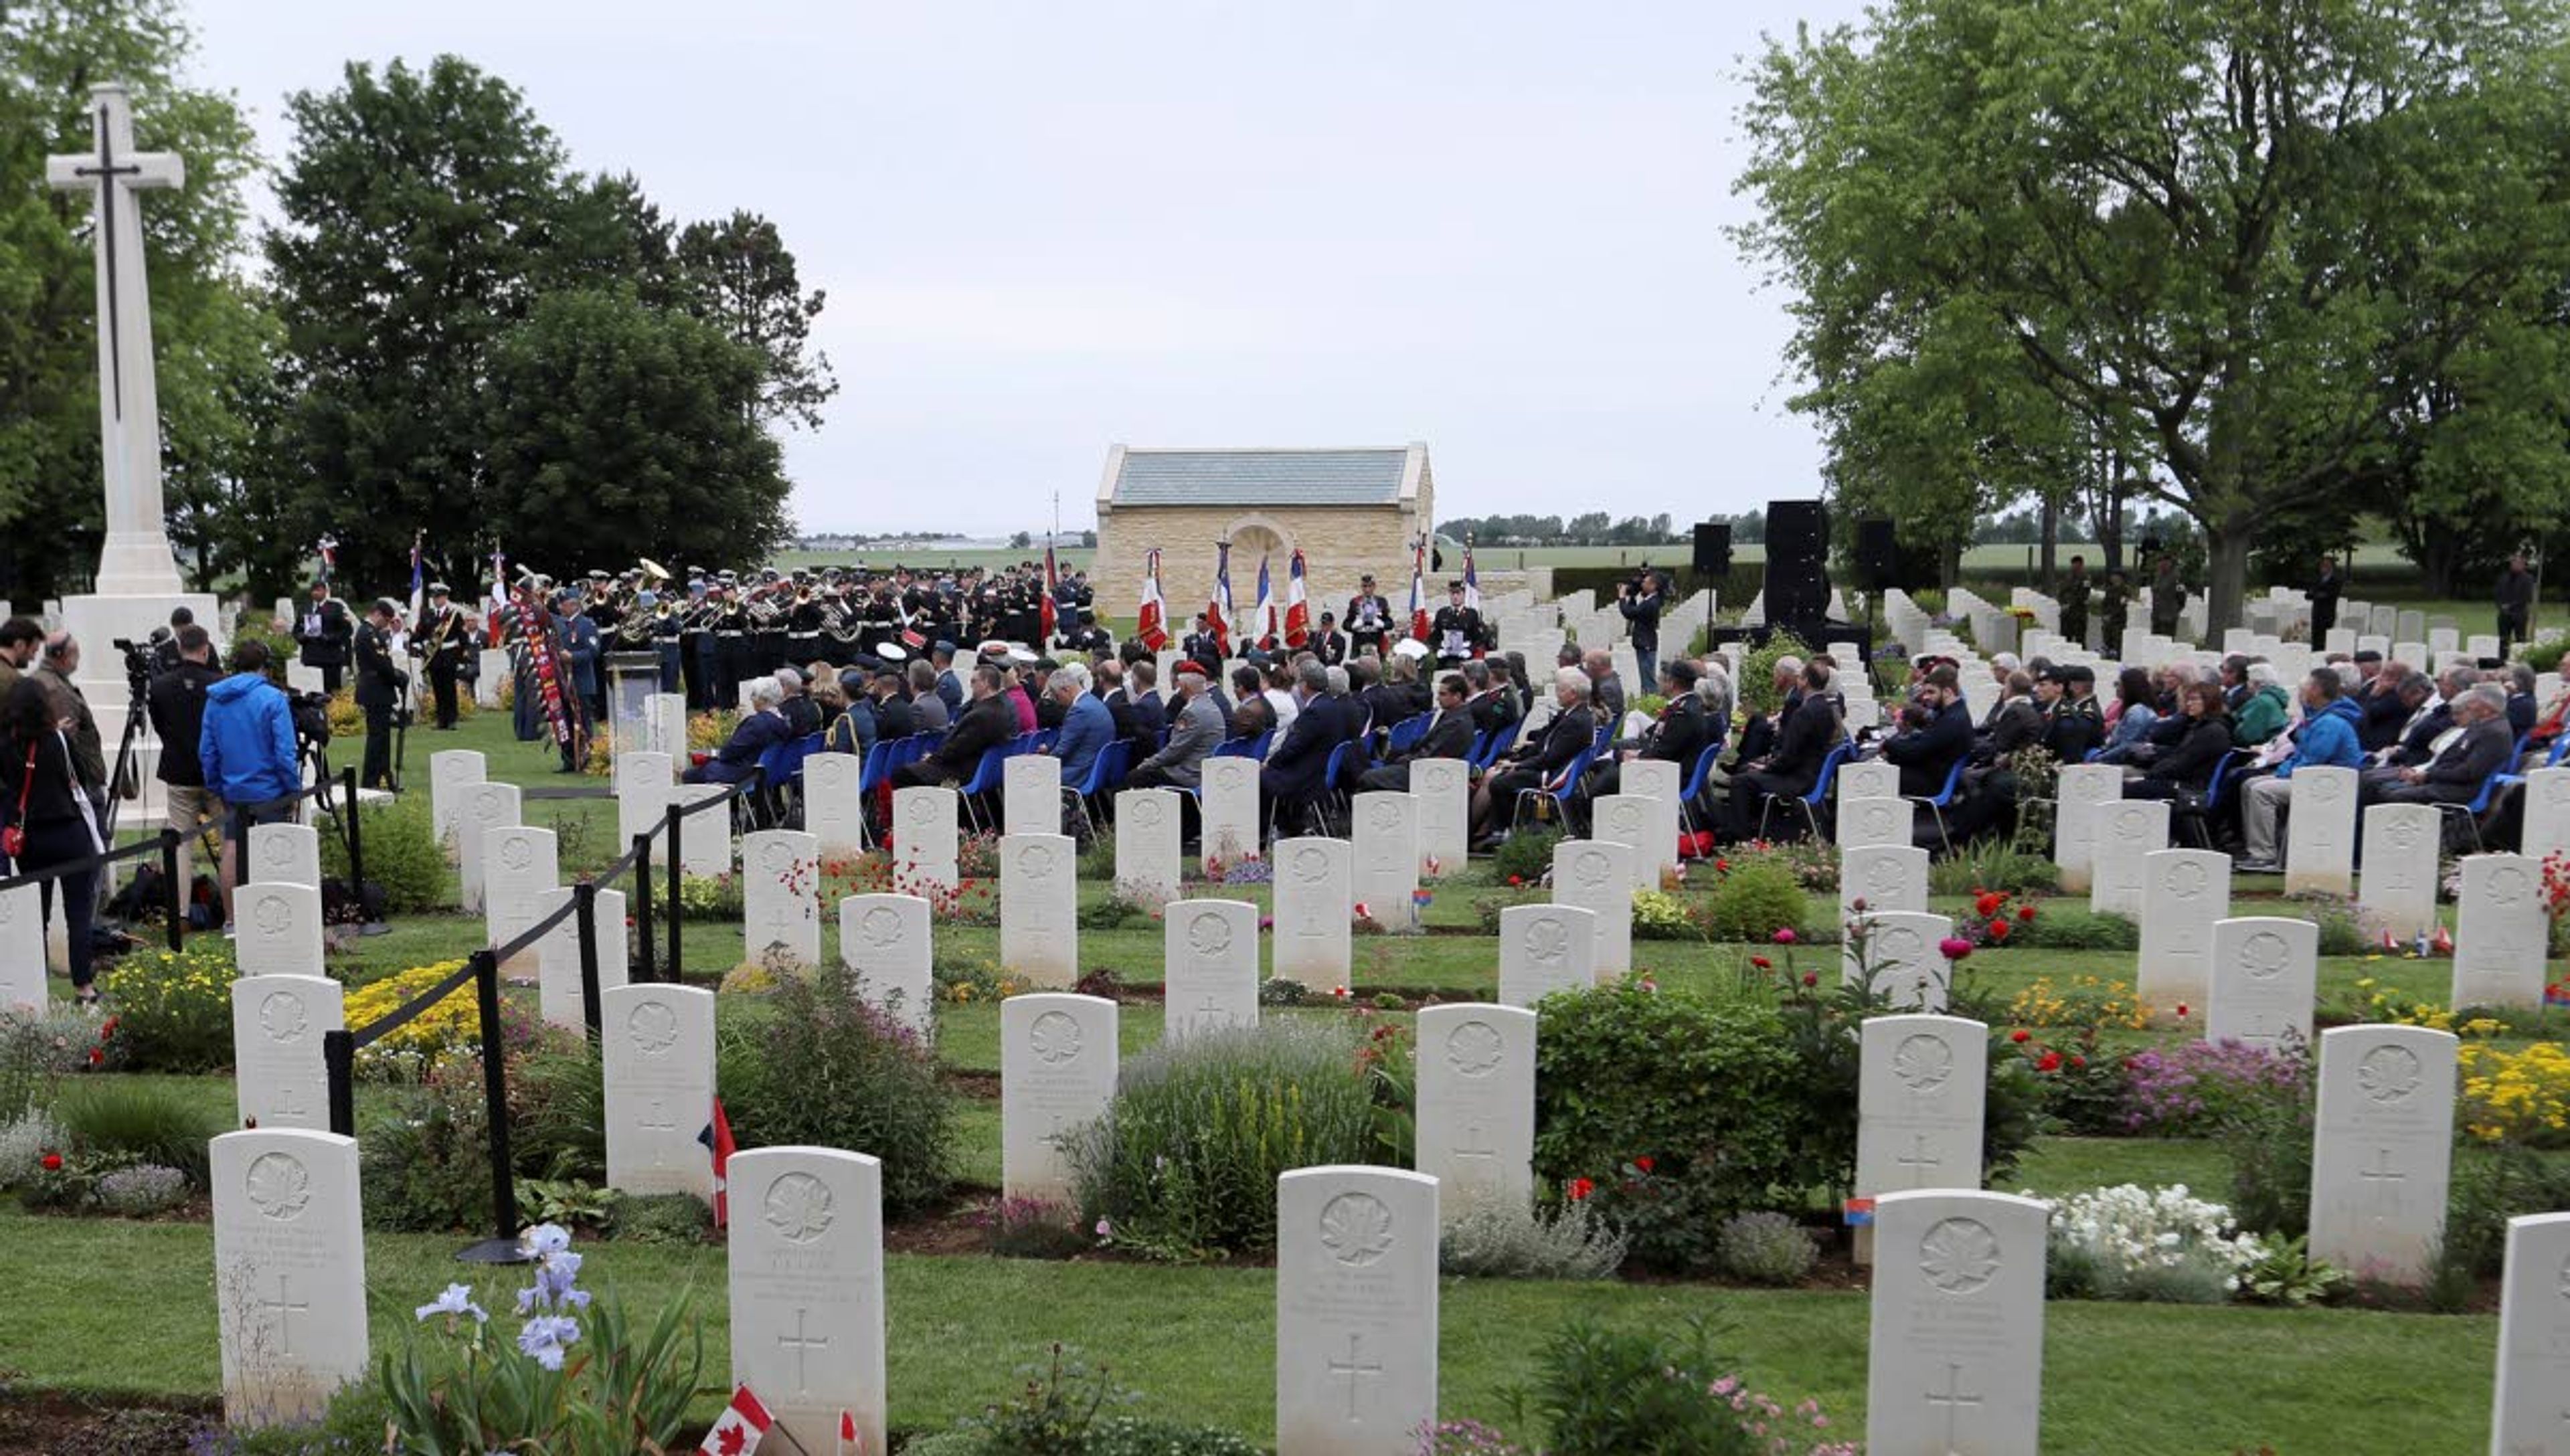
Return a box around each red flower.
[1633,1156,1654,1173]
[1988,919,2012,941]
[1567,1177,1595,1202]
[1507,875,1523,887]
[86,1048,102,1067]
[39,1153,62,1172]
[1974,891,2006,919]
[2017,904,2036,922]
[2070,1055,2087,1069]
[1772,927,1798,945]
[1715,858,1731,873]
[2010,1028,2031,1043]
[1801,972,1818,988]
[1749,955,1772,970]
[2175,1003,2190,1019]
[2036,1051,2063,1073]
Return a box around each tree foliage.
[1737,0,2570,628]
[673,211,837,432]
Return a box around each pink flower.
[1938,937,1974,961]
[1771,927,1798,945]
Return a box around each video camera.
[286,689,334,749]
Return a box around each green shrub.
[0,1005,106,1110]
[1737,630,1814,715]
[509,1032,606,1184]
[718,966,954,1215]
[2290,893,2369,957]
[1928,838,2060,897]
[1703,858,1806,942]
[1491,827,1562,887]
[321,794,446,913]
[0,1107,66,1187]
[100,942,238,1073]
[1440,1194,1628,1279]
[982,1196,1092,1259]
[1515,1318,1762,1456]
[361,1063,497,1232]
[934,1343,1266,1456]
[94,1162,190,1216]
[1713,1210,1818,1285]
[2009,905,2140,951]
[53,1080,222,1188]
[606,1191,714,1245]
[1065,1022,1376,1259]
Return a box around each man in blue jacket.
[2235,668,2366,872]
[1046,661,1114,788]
[686,676,792,784]
[199,639,304,931]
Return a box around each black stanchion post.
[341,766,366,899]
[664,801,684,984]
[632,831,657,984]
[575,880,603,1043]
[323,1029,355,1137]
[456,949,529,1264]
[159,828,183,952]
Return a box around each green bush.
[509,1032,606,1184]
[2288,894,2370,957]
[1928,838,2060,897]
[1515,1318,1762,1456]
[0,1005,103,1111]
[606,1191,715,1245]
[2009,905,2140,951]
[53,1080,222,1188]
[718,968,954,1215]
[361,1063,497,1232]
[321,794,446,913]
[923,1343,1266,1456]
[1065,1022,1376,1259]
[1440,1194,1628,1279]
[1703,858,1806,941]
[1735,629,1814,715]
[1713,1210,1818,1285]
[99,942,238,1073]
[1491,826,1562,887]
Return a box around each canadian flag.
[1407,534,1431,641]
[697,1384,774,1455]
[698,1097,736,1228]
[1283,550,1311,648]
[1136,549,1170,652]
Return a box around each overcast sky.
[190,0,1866,538]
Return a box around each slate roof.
[1108,448,1411,507]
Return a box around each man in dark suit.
[1357,672,1474,792]
[1126,661,1226,792]
[1126,659,1169,747]
[685,676,793,784]
[1344,576,1393,660]
[1260,659,1355,834]
[1879,664,1974,797]
[353,599,407,790]
[895,664,1015,789]
[2379,685,2513,806]
[293,580,353,694]
[1590,660,1711,799]
[1310,612,1349,667]
[1721,660,1843,840]
[1470,667,1600,842]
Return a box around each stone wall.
[1093,497,1433,626]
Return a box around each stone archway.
[1225,515,1292,565]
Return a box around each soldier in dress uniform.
[1430,579,1484,669]
[713,578,752,707]
[414,582,470,729]
[1345,574,1392,659]
[1311,610,1349,666]
[681,577,714,708]
[648,589,683,693]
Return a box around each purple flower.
[515,1313,581,1370]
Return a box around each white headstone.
[1551,838,1634,979]
[2520,767,2570,862]
[615,749,674,867]
[2086,799,2170,919]
[1851,909,1957,1012]
[742,829,822,968]
[229,975,341,1131]
[1416,1003,1535,1217]
[1838,759,1902,802]
[1276,1166,1438,1455]
[1115,788,1184,905]
[529,885,627,1032]
[602,984,715,1200]
[1200,755,1262,869]
[1840,843,1930,921]
[481,826,560,974]
[891,786,958,898]
[1839,794,1915,852]
[727,1146,885,1454]
[840,893,934,1038]
[233,882,324,979]
[1592,796,1661,891]
[1163,899,1260,1042]
[1618,757,1683,883]
[2052,762,2126,895]
[456,780,521,913]
[2311,1024,2457,1285]
[1497,903,1597,1009]
[1351,793,1420,931]
[2205,917,2317,1051]
[475,648,507,707]
[2137,848,2231,1018]
[0,885,39,1011]
[2454,853,2549,1009]
[212,1129,367,1427]
[645,692,689,761]
[2492,1212,2570,1455]
[1000,832,1079,988]
[1409,757,1470,877]
[2284,765,2359,897]
[1004,753,1060,838]
[1273,836,1353,986]
[428,749,485,847]
[2359,803,2443,943]
[1001,992,1118,1203]
[673,784,732,878]
[1856,1014,1989,1267]
[802,750,865,856]
[1866,1190,2048,1456]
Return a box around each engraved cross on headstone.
[2359,1146,2406,1205]
[1328,1332,1383,1421]
[1454,1120,1498,1164]
[268,1081,311,1119]
[1897,1133,1942,1185]
[1193,992,1227,1031]
[1924,1360,1982,1451]
[259,1272,309,1358]
[778,1307,830,1396]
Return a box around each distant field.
[767,541,2429,575]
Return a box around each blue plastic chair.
[1512,745,1598,834]
[1387,714,1429,754]
[1756,741,1854,841]
[1313,739,1371,836]
[1677,740,1725,856]
[1903,755,1970,854]
[2437,759,2515,853]
[1072,739,1134,823]
[956,741,1017,834]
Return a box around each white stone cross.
[43,83,187,595]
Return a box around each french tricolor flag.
[1283,549,1311,648]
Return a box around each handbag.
[2,743,33,859]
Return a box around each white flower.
[415,1282,487,1324]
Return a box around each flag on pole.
[1462,541,1480,614]
[487,544,509,647]
[1207,543,1233,657]
[1253,554,1276,647]
[1041,540,1060,644]
[838,1410,863,1455]
[697,1097,736,1228]
[408,532,426,629]
[1136,549,1170,652]
[316,535,338,585]
[1407,533,1431,641]
[1284,550,1311,648]
[697,1384,774,1454]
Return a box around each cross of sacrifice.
[1898,1133,1943,1184]
[258,1273,309,1358]
[1328,1332,1383,1421]
[778,1307,831,1395]
[1923,1360,1982,1452]
[43,86,180,426]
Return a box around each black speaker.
[1855,518,1899,589]
[1763,498,1830,626]
[1692,522,1733,577]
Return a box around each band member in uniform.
[714,580,752,707]
[353,598,407,790]
[1430,579,1483,669]
[649,589,684,693]
[1345,574,1391,659]
[415,582,469,729]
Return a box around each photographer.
[145,624,226,897]
[353,598,408,791]
[148,607,195,676]
[1616,569,1664,689]
[199,639,303,929]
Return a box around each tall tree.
[1738,0,2570,631]
[0,0,266,600]
[675,211,837,432]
